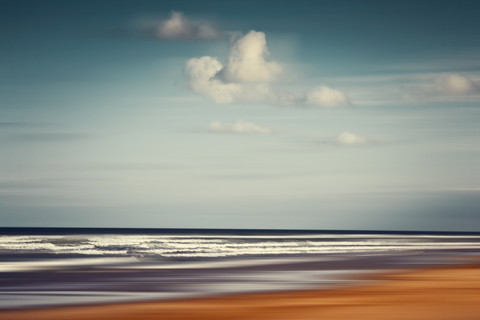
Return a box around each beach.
[2,261,480,320]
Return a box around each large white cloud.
[209,120,272,135]
[185,30,349,107]
[185,56,242,104]
[152,11,222,41]
[222,31,282,83]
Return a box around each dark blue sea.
[1,228,480,309]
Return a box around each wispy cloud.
[0,122,42,127]
[7,133,89,142]
[185,30,350,107]
[209,120,272,135]
[141,11,222,41]
[404,73,480,102]
[330,72,480,106]
[381,51,480,73]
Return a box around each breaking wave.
[1,233,480,259]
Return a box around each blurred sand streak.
[2,262,480,320]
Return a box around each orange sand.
[2,263,480,320]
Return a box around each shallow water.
[1,228,479,309]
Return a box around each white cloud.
[185,56,242,104]
[153,11,222,41]
[327,72,480,106]
[209,120,272,135]
[437,74,476,94]
[335,131,369,146]
[222,31,282,83]
[185,30,349,107]
[306,86,350,107]
[404,73,479,102]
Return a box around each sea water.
[1,228,480,309]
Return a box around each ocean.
[1,228,480,309]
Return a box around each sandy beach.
[2,261,480,320]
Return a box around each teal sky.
[1,0,480,231]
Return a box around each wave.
[1,233,480,259]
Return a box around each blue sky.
[1,0,480,230]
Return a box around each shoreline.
[2,260,480,320]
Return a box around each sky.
[1,0,480,231]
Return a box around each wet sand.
[2,262,480,320]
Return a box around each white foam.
[1,234,480,259]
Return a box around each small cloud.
[404,73,479,102]
[334,131,369,146]
[209,120,272,135]
[318,131,373,147]
[145,11,222,41]
[437,74,476,94]
[185,30,349,107]
[305,86,350,107]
